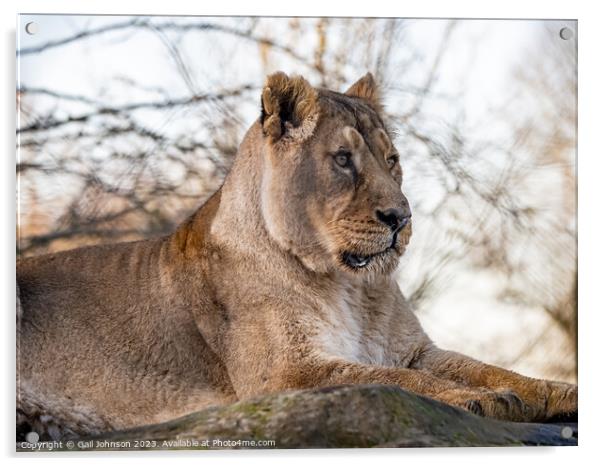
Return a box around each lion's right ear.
[260,72,319,142]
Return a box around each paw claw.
[438,388,528,421]
[465,400,484,416]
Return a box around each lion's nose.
[376,208,411,232]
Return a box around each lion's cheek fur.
[259,157,333,273]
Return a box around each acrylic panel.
[16,15,577,451]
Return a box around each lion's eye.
[386,155,399,169]
[334,150,352,168]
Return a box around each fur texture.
[17,72,577,439]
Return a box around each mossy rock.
[19,385,577,450]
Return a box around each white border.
[2,1,600,465]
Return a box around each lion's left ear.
[345,72,382,112]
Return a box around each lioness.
[17,72,577,439]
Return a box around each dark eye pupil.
[335,152,350,167]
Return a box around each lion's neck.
[171,122,280,261]
[211,123,275,252]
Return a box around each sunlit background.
[16,15,577,382]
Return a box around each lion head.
[257,72,411,277]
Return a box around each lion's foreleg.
[273,358,532,422]
[412,345,577,422]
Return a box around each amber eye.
[386,154,399,169]
[334,150,352,168]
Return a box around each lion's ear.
[345,72,382,112]
[260,72,319,142]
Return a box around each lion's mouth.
[341,231,400,269]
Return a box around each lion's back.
[16,237,171,381]
[18,238,164,315]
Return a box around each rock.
[18,385,577,450]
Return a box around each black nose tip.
[376,208,411,232]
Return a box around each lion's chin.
[341,250,388,269]
[337,228,410,274]
[337,252,399,278]
[339,245,402,273]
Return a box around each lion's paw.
[437,388,531,422]
[543,381,577,422]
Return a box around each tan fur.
[17,72,576,439]
[345,72,383,113]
